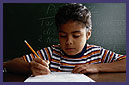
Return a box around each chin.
[65,51,78,56]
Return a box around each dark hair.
[55,3,92,30]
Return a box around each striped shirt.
[23,44,126,72]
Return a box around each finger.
[30,60,51,73]
[33,58,49,67]
[30,61,39,68]
[30,63,51,76]
[33,58,48,66]
[32,68,50,76]
[30,60,47,70]
[72,65,80,73]
[74,67,84,73]
[72,65,83,73]
[79,69,88,74]
[73,64,89,73]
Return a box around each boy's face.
[59,20,91,55]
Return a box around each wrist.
[95,64,102,73]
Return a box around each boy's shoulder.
[86,44,103,54]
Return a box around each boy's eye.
[73,35,80,38]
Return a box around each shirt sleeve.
[22,46,53,63]
[100,48,126,63]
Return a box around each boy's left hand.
[72,64,99,74]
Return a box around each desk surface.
[3,72,126,82]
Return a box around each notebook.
[24,72,95,82]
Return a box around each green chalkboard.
[3,3,126,61]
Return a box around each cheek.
[78,33,86,43]
[59,38,65,46]
[76,35,86,49]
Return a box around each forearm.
[97,59,126,73]
[4,57,31,74]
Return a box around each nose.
[65,36,73,45]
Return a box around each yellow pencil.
[24,40,40,58]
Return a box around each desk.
[3,72,126,82]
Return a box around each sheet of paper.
[24,72,95,82]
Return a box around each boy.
[3,3,126,76]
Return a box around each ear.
[86,29,92,40]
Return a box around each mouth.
[65,48,75,51]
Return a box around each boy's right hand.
[29,58,51,76]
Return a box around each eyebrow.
[59,31,81,34]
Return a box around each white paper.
[24,72,95,82]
